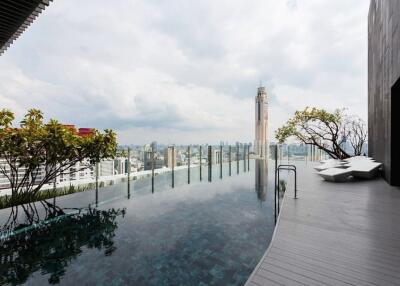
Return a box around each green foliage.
[0,185,90,210]
[0,108,117,196]
[0,109,14,128]
[116,148,128,157]
[275,107,343,144]
[275,107,367,159]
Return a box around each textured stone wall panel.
[368,0,400,185]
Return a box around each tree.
[346,116,368,156]
[0,109,117,198]
[275,107,367,159]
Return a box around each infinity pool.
[0,159,276,286]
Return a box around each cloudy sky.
[0,0,369,145]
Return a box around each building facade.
[254,86,269,158]
[164,146,176,168]
[0,159,47,189]
[368,0,400,185]
[99,160,115,177]
[59,160,93,183]
[144,151,164,170]
[114,157,128,175]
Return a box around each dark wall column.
[391,77,400,185]
[368,0,400,185]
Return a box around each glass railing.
[41,142,330,198]
[107,143,253,192]
[0,142,331,214]
[269,143,330,164]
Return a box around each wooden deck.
[246,163,400,286]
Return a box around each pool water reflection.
[0,159,276,286]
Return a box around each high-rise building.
[164,146,176,168]
[254,86,269,158]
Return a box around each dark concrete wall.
[368,0,400,185]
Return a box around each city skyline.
[1,2,399,286]
[0,0,369,145]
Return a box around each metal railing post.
[187,145,191,184]
[172,146,175,188]
[274,145,278,223]
[151,148,155,193]
[247,144,250,171]
[229,145,232,176]
[236,144,239,174]
[208,145,212,182]
[220,145,223,179]
[295,168,297,199]
[243,144,246,172]
[199,145,202,181]
[95,162,99,206]
[128,147,131,197]
[277,166,280,214]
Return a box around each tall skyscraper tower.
[255,86,268,158]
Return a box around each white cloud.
[0,0,369,144]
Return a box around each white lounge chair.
[316,156,382,182]
[314,160,349,172]
[344,156,374,163]
[349,161,382,179]
[317,167,353,182]
[320,158,339,164]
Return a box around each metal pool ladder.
[275,164,298,199]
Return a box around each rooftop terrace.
[247,162,400,286]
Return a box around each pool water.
[0,159,276,286]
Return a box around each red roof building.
[61,125,94,137]
[78,128,95,137]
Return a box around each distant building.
[248,142,253,153]
[0,158,48,189]
[114,157,128,174]
[144,158,164,170]
[143,151,164,170]
[143,152,152,171]
[254,86,269,158]
[164,147,176,168]
[78,128,95,137]
[150,141,158,152]
[142,144,152,152]
[213,149,222,164]
[129,157,142,172]
[62,125,94,137]
[99,160,114,177]
[59,159,93,183]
